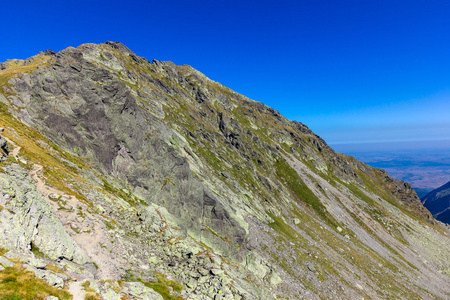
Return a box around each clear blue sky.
[1,0,450,148]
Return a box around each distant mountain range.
[422,181,450,224]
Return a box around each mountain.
[422,181,450,224]
[415,187,435,199]
[0,41,449,299]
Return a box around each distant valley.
[332,141,450,198]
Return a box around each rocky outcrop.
[0,164,93,272]
[5,44,247,260]
[0,128,8,161]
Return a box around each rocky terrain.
[0,41,449,299]
[422,181,450,224]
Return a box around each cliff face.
[0,42,449,299]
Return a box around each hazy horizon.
[330,139,450,153]
[330,139,450,192]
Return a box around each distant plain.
[332,140,450,198]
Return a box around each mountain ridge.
[422,180,450,224]
[0,41,449,299]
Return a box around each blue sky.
[1,0,450,148]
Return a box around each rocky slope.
[0,41,449,299]
[422,180,450,224]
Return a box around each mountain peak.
[0,42,449,299]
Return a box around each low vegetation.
[0,264,72,300]
[139,273,184,300]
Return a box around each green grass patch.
[267,212,298,241]
[85,293,101,300]
[274,158,337,227]
[123,270,183,300]
[30,242,45,258]
[139,273,183,300]
[102,179,147,207]
[0,264,72,300]
[0,247,8,256]
[81,280,96,293]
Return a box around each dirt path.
[29,163,123,278]
[30,164,61,197]
[4,133,126,283]
[68,280,86,300]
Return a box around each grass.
[0,55,52,89]
[102,179,148,207]
[139,273,183,300]
[30,242,45,258]
[274,158,337,227]
[123,270,183,300]
[0,101,90,205]
[45,264,65,274]
[0,264,72,300]
[0,247,8,256]
[85,293,101,300]
[267,212,298,241]
[81,280,96,293]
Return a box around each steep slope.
[0,41,449,299]
[422,180,450,224]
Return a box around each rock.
[337,226,343,233]
[100,288,121,300]
[198,267,209,276]
[204,286,215,295]
[46,296,59,300]
[148,256,160,265]
[307,263,316,273]
[186,278,198,289]
[211,269,224,276]
[3,250,20,260]
[96,205,105,213]
[48,193,60,200]
[293,218,300,225]
[0,256,14,267]
[126,282,164,300]
[25,256,47,269]
[269,271,282,285]
[0,137,9,161]
[221,276,231,285]
[34,269,64,288]
[44,49,56,56]
[198,276,208,284]
[0,164,93,272]
[188,270,199,278]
